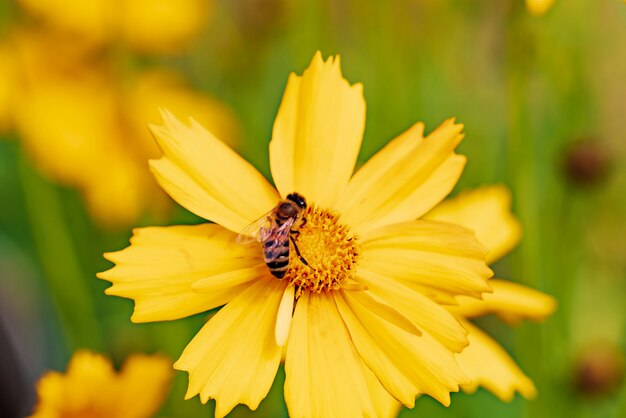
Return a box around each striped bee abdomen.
[264,238,290,278]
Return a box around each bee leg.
[289,235,309,266]
[300,217,307,228]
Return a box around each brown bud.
[236,0,290,39]
[573,342,625,397]
[563,139,610,186]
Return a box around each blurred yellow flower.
[30,350,172,418]
[0,45,18,133]
[427,186,556,401]
[526,0,556,15]
[120,0,210,54]
[99,52,497,417]
[0,21,238,227]
[17,0,210,54]
[18,0,112,44]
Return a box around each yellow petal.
[526,0,556,16]
[357,269,468,353]
[149,109,279,234]
[174,277,284,418]
[31,351,118,418]
[0,43,18,133]
[30,371,64,418]
[117,354,173,418]
[456,320,537,401]
[120,0,209,55]
[362,363,403,418]
[18,0,112,44]
[269,52,365,208]
[344,289,421,337]
[337,119,466,233]
[451,279,557,323]
[275,284,295,346]
[98,224,265,322]
[336,290,471,407]
[284,292,376,418]
[360,220,493,299]
[426,185,521,264]
[15,82,118,187]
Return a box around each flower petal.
[174,277,285,418]
[336,290,470,407]
[425,185,521,264]
[360,220,493,299]
[284,292,375,418]
[362,363,403,418]
[149,109,279,233]
[117,354,173,418]
[336,119,466,233]
[345,289,421,337]
[98,224,265,323]
[275,284,296,346]
[456,320,537,401]
[450,279,557,323]
[357,269,468,353]
[269,52,365,208]
[526,0,555,16]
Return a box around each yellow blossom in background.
[120,0,210,55]
[9,68,238,226]
[526,0,556,15]
[30,350,172,418]
[17,0,210,54]
[0,45,18,133]
[99,52,499,417]
[124,69,240,157]
[0,4,237,226]
[18,0,112,45]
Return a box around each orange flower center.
[285,206,359,296]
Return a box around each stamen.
[285,206,359,297]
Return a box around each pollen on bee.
[286,205,359,297]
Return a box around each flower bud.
[574,342,625,396]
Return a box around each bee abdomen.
[264,241,290,278]
[264,239,288,249]
[267,256,290,278]
[267,259,289,269]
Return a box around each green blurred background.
[1,0,625,417]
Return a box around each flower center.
[285,205,359,296]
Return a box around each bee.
[237,192,309,278]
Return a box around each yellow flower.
[120,0,211,55]
[99,52,495,417]
[0,44,18,133]
[16,0,210,54]
[427,186,556,401]
[526,0,556,15]
[30,350,172,418]
[1,25,239,226]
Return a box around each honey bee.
[237,192,309,278]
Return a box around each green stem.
[18,153,104,352]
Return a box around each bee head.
[286,193,307,209]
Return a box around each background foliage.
[1,0,625,417]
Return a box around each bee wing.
[262,217,296,256]
[236,210,275,244]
